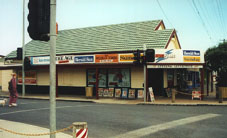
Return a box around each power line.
[217,0,226,37]
[156,0,174,28]
[196,1,217,37]
[191,0,213,41]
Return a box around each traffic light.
[146,49,155,62]
[27,0,50,41]
[133,49,141,64]
[24,57,31,70]
[17,48,22,60]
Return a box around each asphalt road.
[0,99,227,138]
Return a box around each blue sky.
[0,0,226,56]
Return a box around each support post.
[49,0,57,138]
[211,71,213,92]
[200,68,204,100]
[143,44,147,102]
[95,68,99,99]
[73,122,88,138]
[206,70,209,96]
[22,0,25,97]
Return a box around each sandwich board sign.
[149,87,155,102]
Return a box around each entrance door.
[148,69,163,96]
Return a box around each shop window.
[87,68,130,88]
[108,69,130,87]
[87,69,107,87]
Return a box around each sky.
[0,0,226,56]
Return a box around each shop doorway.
[148,69,164,96]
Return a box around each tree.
[205,42,227,87]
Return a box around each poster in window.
[98,69,107,87]
[121,88,128,99]
[137,89,144,99]
[98,88,104,97]
[103,88,109,97]
[108,88,114,97]
[128,89,136,99]
[115,88,121,98]
[108,69,130,87]
[87,69,96,87]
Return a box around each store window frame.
[86,68,131,88]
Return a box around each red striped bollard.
[73,122,88,138]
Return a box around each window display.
[108,69,130,87]
[87,68,130,88]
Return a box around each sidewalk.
[0,119,72,138]
[1,91,226,105]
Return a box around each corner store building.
[5,20,204,98]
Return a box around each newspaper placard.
[149,87,155,102]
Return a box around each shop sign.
[18,71,37,84]
[95,54,118,63]
[119,54,134,62]
[155,49,180,63]
[74,55,94,63]
[147,65,203,68]
[31,55,74,65]
[183,56,200,62]
[31,56,50,65]
[56,55,74,64]
[154,49,204,64]
[183,50,200,56]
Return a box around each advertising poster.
[115,88,121,98]
[98,88,104,97]
[137,89,144,99]
[103,88,109,97]
[128,89,136,99]
[149,87,155,102]
[18,71,37,84]
[108,88,114,97]
[121,88,128,99]
[108,69,130,87]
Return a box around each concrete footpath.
[0,119,72,138]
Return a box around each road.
[0,99,227,138]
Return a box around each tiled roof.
[6,20,174,58]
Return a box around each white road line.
[0,105,93,116]
[113,113,220,138]
[19,102,48,105]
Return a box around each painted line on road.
[113,113,220,138]
[19,102,48,105]
[0,105,94,116]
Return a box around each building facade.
[4,20,205,99]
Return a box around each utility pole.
[49,0,57,137]
[143,44,147,102]
[22,0,25,97]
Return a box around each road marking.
[113,113,220,138]
[0,105,94,116]
[19,102,48,105]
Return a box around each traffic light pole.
[22,0,25,97]
[49,0,57,138]
[143,44,147,102]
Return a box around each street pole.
[143,44,147,102]
[50,0,57,138]
[22,0,25,97]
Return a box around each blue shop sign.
[74,56,94,63]
[183,50,200,56]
